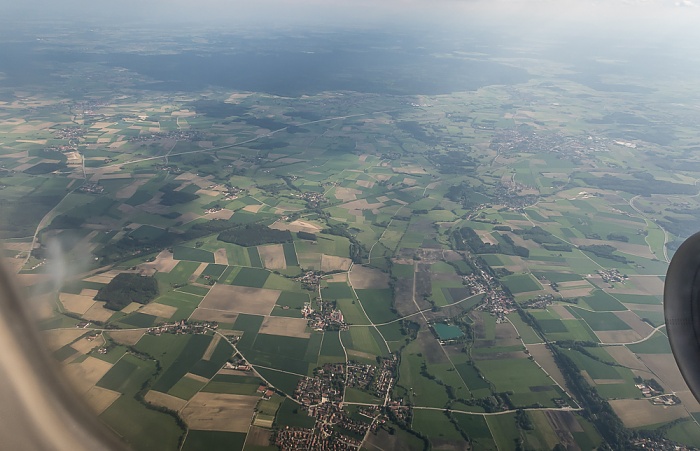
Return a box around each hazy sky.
[3,0,700,28]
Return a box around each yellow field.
[184,373,210,384]
[139,302,177,319]
[71,336,102,354]
[334,187,361,202]
[637,354,689,392]
[258,244,287,270]
[243,204,263,213]
[145,390,187,412]
[82,303,116,322]
[349,265,389,289]
[550,305,576,320]
[259,316,311,338]
[138,249,178,274]
[614,311,654,337]
[62,357,113,395]
[180,393,258,432]
[199,284,280,316]
[115,179,148,199]
[121,302,142,314]
[42,329,86,351]
[83,386,121,415]
[58,293,95,315]
[189,308,239,323]
[321,254,352,272]
[214,248,229,265]
[594,330,642,344]
[206,209,234,220]
[202,334,222,360]
[610,399,687,428]
[605,346,647,371]
[270,219,322,233]
[107,329,145,346]
[189,262,208,282]
[84,269,129,284]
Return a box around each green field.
[201,263,227,278]
[501,274,542,294]
[282,242,299,266]
[356,289,398,323]
[168,375,207,400]
[453,413,498,450]
[568,308,632,331]
[486,413,521,451]
[626,331,672,354]
[232,267,270,288]
[97,354,157,396]
[173,246,215,263]
[582,290,627,311]
[136,334,213,393]
[412,409,463,442]
[476,358,557,406]
[100,396,183,451]
[324,282,355,299]
[182,431,247,451]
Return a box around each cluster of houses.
[127,129,202,143]
[224,185,245,200]
[54,126,85,140]
[492,129,610,161]
[280,359,398,450]
[296,271,322,289]
[651,395,681,406]
[307,403,370,447]
[597,268,628,284]
[345,359,395,399]
[77,182,105,194]
[479,290,517,323]
[386,399,412,426]
[274,425,361,451]
[255,383,275,400]
[146,320,217,336]
[521,294,558,309]
[274,403,376,450]
[302,301,348,332]
[462,258,516,321]
[223,354,251,372]
[300,191,326,208]
[294,363,344,407]
[286,191,325,208]
[631,437,695,450]
[634,381,681,406]
[154,164,183,174]
[636,382,664,398]
[462,273,489,296]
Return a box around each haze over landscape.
[3,1,700,450]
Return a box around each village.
[296,270,322,289]
[302,300,348,331]
[277,359,398,450]
[127,129,202,143]
[490,129,610,161]
[146,319,217,336]
[77,182,105,194]
[462,258,516,321]
[596,268,628,284]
